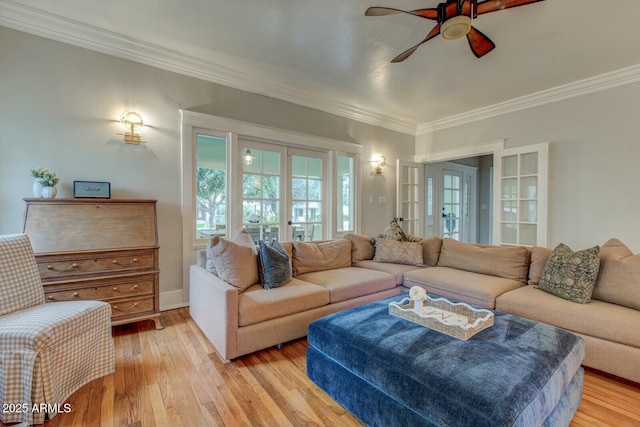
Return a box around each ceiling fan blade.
[408,8,439,20]
[365,7,405,16]
[466,26,495,58]
[391,24,441,63]
[477,0,545,15]
[366,6,437,19]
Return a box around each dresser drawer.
[38,252,155,279]
[109,296,155,319]
[44,278,154,302]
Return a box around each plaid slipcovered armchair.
[0,234,115,425]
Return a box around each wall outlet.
[369,195,374,203]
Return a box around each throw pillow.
[372,239,423,267]
[376,219,408,241]
[209,229,259,291]
[257,241,292,289]
[344,232,375,263]
[292,239,351,276]
[205,239,218,276]
[592,238,640,310]
[538,243,600,304]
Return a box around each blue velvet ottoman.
[307,295,585,427]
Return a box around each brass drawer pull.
[112,258,138,265]
[47,263,79,272]
[112,285,139,293]
[47,292,79,301]
[112,303,139,311]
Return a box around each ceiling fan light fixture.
[440,15,472,40]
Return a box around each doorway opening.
[425,155,493,244]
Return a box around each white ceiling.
[3,0,640,134]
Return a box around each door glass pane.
[520,152,538,175]
[519,200,537,222]
[242,146,281,242]
[502,178,517,199]
[502,223,517,244]
[501,201,517,221]
[195,134,227,239]
[520,224,537,246]
[520,177,538,199]
[291,152,324,240]
[502,155,517,177]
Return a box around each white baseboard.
[160,289,189,311]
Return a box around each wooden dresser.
[23,198,163,329]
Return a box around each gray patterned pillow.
[538,243,600,304]
[258,241,292,289]
[376,219,422,242]
[372,239,423,267]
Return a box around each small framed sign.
[73,181,111,199]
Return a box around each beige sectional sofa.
[190,232,640,384]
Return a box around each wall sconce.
[372,155,387,175]
[243,148,256,165]
[118,110,146,144]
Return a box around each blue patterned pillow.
[538,243,600,304]
[258,241,292,289]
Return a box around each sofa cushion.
[257,241,292,290]
[353,260,421,285]
[496,285,640,349]
[296,267,396,303]
[593,238,640,310]
[292,240,351,275]
[528,246,553,286]
[372,239,423,267]
[209,229,258,291]
[539,244,600,304]
[403,267,524,309]
[345,233,375,263]
[238,278,330,327]
[437,239,530,283]
[420,237,442,266]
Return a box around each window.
[195,133,227,239]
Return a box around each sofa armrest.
[189,264,239,361]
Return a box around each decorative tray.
[389,293,494,341]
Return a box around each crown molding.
[417,63,640,135]
[3,1,640,138]
[0,0,418,135]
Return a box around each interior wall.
[0,27,415,307]
[421,82,640,251]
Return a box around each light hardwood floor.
[22,308,640,427]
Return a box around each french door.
[239,139,327,242]
[492,143,548,247]
[396,160,424,237]
[424,162,477,242]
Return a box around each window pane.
[195,134,227,239]
[292,155,306,176]
[308,157,322,179]
[292,178,307,200]
[308,179,321,201]
[263,150,280,175]
[243,174,261,198]
[263,176,279,199]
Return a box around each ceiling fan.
[366,0,545,63]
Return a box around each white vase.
[41,186,57,199]
[33,179,45,198]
